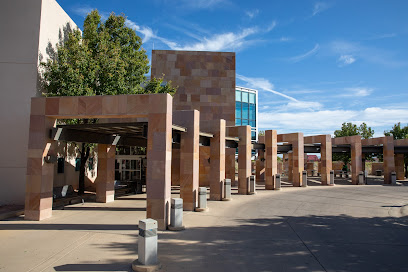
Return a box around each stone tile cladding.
[151,50,236,126]
[304,135,332,185]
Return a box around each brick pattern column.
[147,95,173,230]
[210,120,226,200]
[173,110,200,211]
[202,119,226,200]
[256,135,265,182]
[395,154,405,180]
[351,139,362,185]
[320,135,333,185]
[292,133,304,187]
[265,130,277,189]
[288,152,293,182]
[225,148,236,185]
[383,136,395,184]
[96,144,116,203]
[238,126,251,194]
[25,105,56,220]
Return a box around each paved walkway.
[1,179,408,272]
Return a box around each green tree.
[384,122,408,139]
[333,122,374,167]
[384,122,408,177]
[40,10,177,194]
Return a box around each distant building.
[235,86,258,142]
[307,155,319,162]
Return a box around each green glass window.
[250,120,256,128]
[236,101,242,118]
[235,118,241,126]
[242,92,249,103]
[242,102,249,119]
[235,90,241,102]
[249,104,256,120]
[242,119,249,126]
[251,131,256,141]
[249,93,256,104]
[75,158,81,171]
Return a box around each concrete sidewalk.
[1,182,408,272]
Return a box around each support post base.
[168,225,185,231]
[195,207,209,212]
[132,260,161,272]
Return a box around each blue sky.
[59,0,408,136]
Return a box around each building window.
[235,101,242,118]
[88,157,94,171]
[75,158,81,171]
[242,102,249,120]
[235,118,241,126]
[236,90,241,101]
[57,158,64,174]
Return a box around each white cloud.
[171,27,258,51]
[289,44,320,62]
[184,0,225,9]
[266,21,277,32]
[312,2,330,16]
[71,6,93,17]
[126,20,155,43]
[338,55,356,66]
[246,9,259,19]
[237,74,324,110]
[259,107,408,136]
[71,6,109,20]
[330,40,406,68]
[342,87,373,97]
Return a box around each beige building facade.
[0,0,77,205]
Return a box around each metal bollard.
[275,174,281,190]
[330,170,334,185]
[132,219,160,271]
[168,198,185,231]
[358,171,365,185]
[302,170,308,187]
[195,187,209,212]
[249,175,256,195]
[223,179,232,201]
[391,171,397,186]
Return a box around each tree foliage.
[384,122,408,140]
[384,122,408,177]
[334,122,374,139]
[333,122,374,166]
[40,10,177,194]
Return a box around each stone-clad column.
[25,99,56,220]
[225,148,236,185]
[147,95,173,230]
[228,126,251,194]
[256,135,265,183]
[291,133,304,187]
[96,144,116,203]
[202,119,226,200]
[238,126,251,194]
[320,135,333,185]
[395,154,405,180]
[265,130,277,190]
[383,136,395,184]
[350,138,362,185]
[173,110,200,211]
[288,152,293,182]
